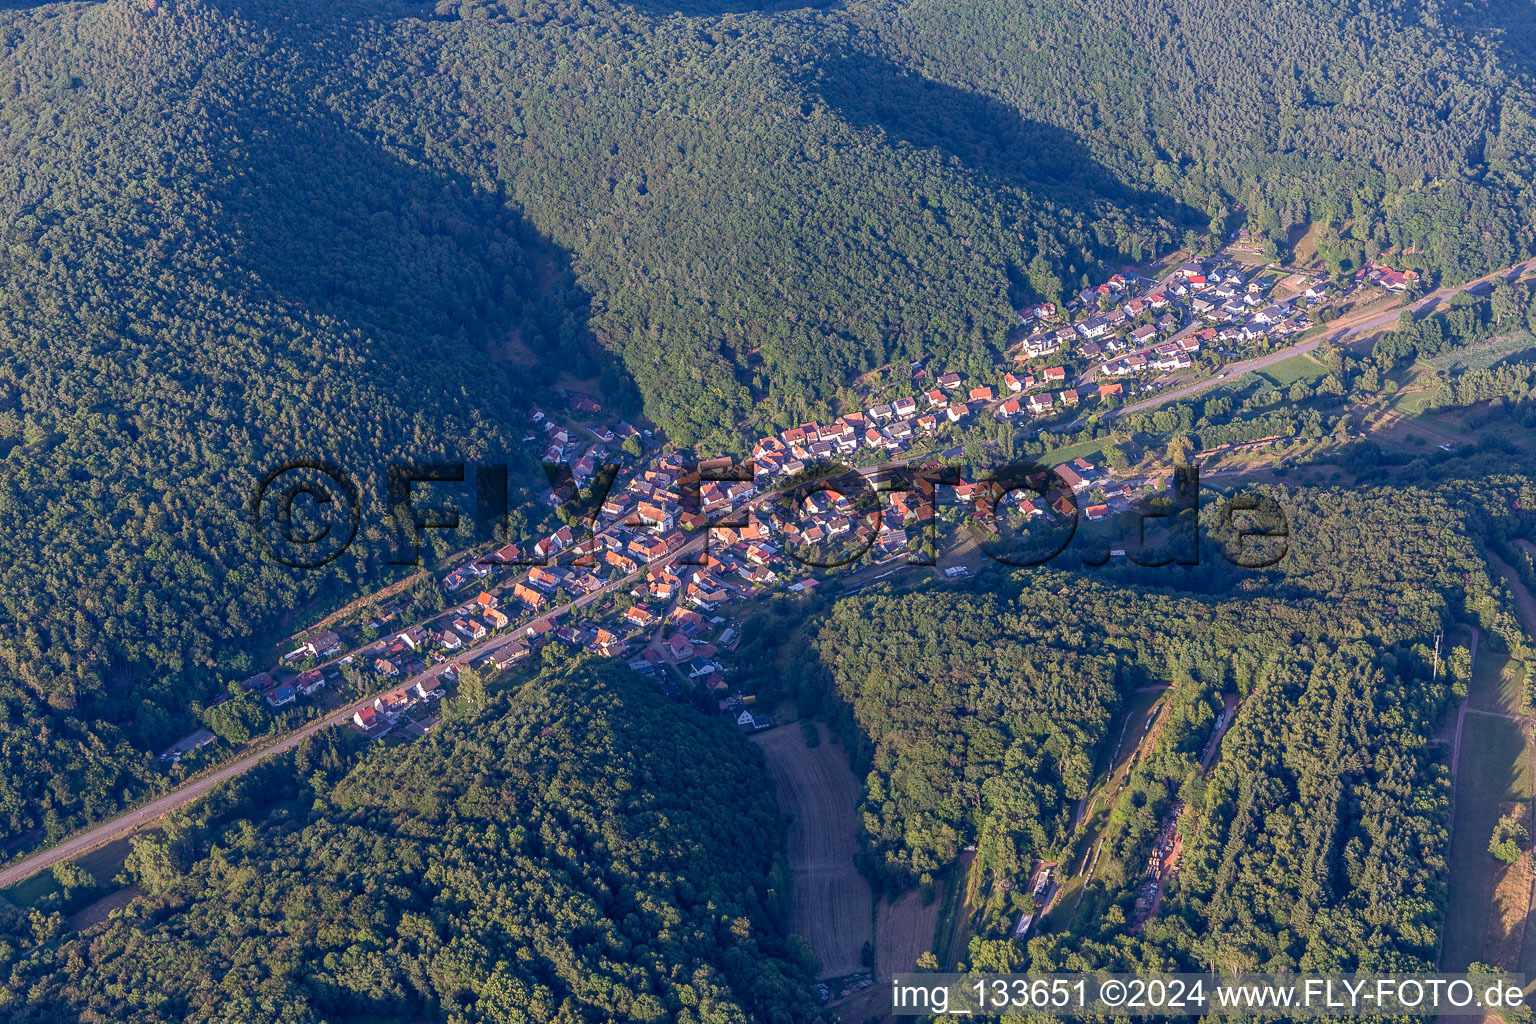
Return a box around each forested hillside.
[0,0,606,851]
[325,0,1536,439]
[864,0,1536,279]
[0,0,1171,850]
[316,0,1184,444]
[815,591,1119,887]
[0,661,818,1023]
[815,479,1523,973]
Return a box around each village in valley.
[165,249,1425,761]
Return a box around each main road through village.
[4,255,1534,892]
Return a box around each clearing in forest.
[1442,646,1536,970]
[754,723,874,980]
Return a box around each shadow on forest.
[801,51,1199,228]
[193,0,641,444]
[197,70,639,484]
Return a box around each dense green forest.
[324,0,1536,438]
[319,0,1182,442]
[866,0,1536,277]
[0,0,1176,849]
[814,476,1530,973]
[0,0,609,850]
[0,660,818,1023]
[814,591,1120,886]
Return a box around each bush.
[1490,813,1528,864]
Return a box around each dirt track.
[754,723,874,979]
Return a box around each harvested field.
[754,723,874,980]
[880,887,941,976]
[832,891,943,1023]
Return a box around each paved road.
[1071,262,1197,388]
[0,444,944,890]
[0,571,683,890]
[0,695,370,889]
[0,478,779,889]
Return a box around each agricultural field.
[1034,436,1118,468]
[1367,403,1468,445]
[1,835,134,911]
[879,887,942,977]
[753,723,875,980]
[1379,329,1536,419]
[1384,387,1442,417]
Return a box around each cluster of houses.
[426,398,1128,711]
[434,256,1378,699]
[1357,265,1419,292]
[183,245,1405,762]
[361,591,532,684]
[424,453,765,701]
[407,437,1151,729]
[430,390,1181,709]
[991,365,1081,419]
[218,303,1223,750]
[236,651,337,709]
[1017,260,1321,389]
[941,455,1158,529]
[743,365,1089,461]
[747,372,990,471]
[524,393,645,502]
[350,677,442,735]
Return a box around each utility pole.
[1432,631,1442,683]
